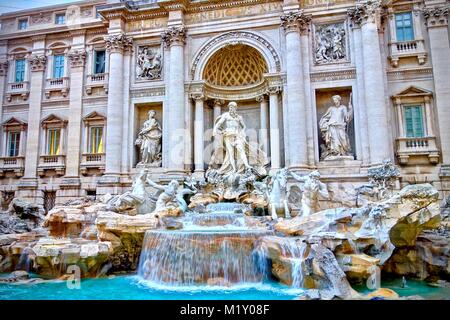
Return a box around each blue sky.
[0,0,79,14]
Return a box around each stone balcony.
[0,156,25,177]
[388,39,427,67]
[85,73,109,95]
[5,81,30,102]
[80,153,105,175]
[37,155,66,177]
[396,136,439,165]
[44,77,70,99]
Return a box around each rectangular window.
[94,50,106,74]
[47,129,61,155]
[89,126,103,154]
[15,59,25,83]
[7,131,20,157]
[53,54,65,79]
[55,13,65,25]
[395,12,414,41]
[404,105,424,138]
[18,19,28,30]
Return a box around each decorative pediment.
[83,111,106,124]
[41,114,68,128]
[392,86,433,99]
[2,117,27,130]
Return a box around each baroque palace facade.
[0,0,449,211]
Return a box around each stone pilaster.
[267,86,282,170]
[280,10,311,169]
[256,94,269,158]
[101,33,133,185]
[0,61,7,124]
[64,49,86,182]
[162,26,187,175]
[191,92,205,176]
[17,50,46,203]
[422,5,450,175]
[348,0,391,165]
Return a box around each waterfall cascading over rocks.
[137,203,272,286]
[138,229,272,285]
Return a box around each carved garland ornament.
[68,49,87,68]
[422,6,449,27]
[27,54,47,72]
[0,61,8,76]
[190,31,281,79]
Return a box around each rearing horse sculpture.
[267,168,291,220]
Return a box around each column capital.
[190,91,205,101]
[105,33,133,53]
[347,0,382,28]
[256,94,268,103]
[162,26,187,48]
[0,61,8,76]
[422,6,449,27]
[280,10,311,34]
[213,99,225,108]
[267,85,282,95]
[67,49,86,68]
[27,54,47,72]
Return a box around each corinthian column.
[65,48,86,181]
[281,11,311,169]
[268,86,281,170]
[162,26,187,175]
[256,94,269,157]
[102,33,133,184]
[23,53,46,181]
[191,92,205,176]
[348,0,391,165]
[422,6,450,174]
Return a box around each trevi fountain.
[0,101,448,300]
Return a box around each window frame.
[14,59,26,83]
[88,126,104,154]
[93,50,106,74]
[403,104,425,138]
[54,13,66,25]
[52,54,65,79]
[395,12,414,42]
[17,18,28,31]
[6,130,20,157]
[46,128,61,155]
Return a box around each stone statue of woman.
[135,110,162,166]
[319,94,353,160]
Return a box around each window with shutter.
[404,105,424,138]
[15,59,25,83]
[7,131,20,157]
[395,12,414,42]
[53,55,65,79]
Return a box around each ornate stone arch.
[191,31,282,81]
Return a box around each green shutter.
[404,106,424,138]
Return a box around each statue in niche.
[208,101,267,179]
[314,23,346,64]
[319,94,353,160]
[136,46,162,80]
[135,110,162,167]
[290,170,329,217]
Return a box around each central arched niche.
[202,44,268,88]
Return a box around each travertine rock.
[96,211,159,271]
[32,238,113,278]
